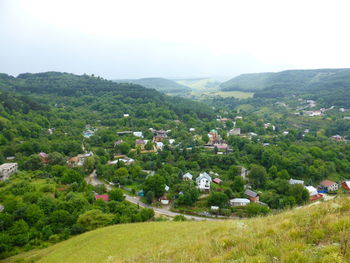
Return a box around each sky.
[1,0,350,79]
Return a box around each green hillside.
[114,77,191,94]
[220,68,350,107]
[5,197,350,263]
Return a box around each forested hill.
[220,68,350,107]
[0,72,214,119]
[114,77,191,94]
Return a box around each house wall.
[341,182,350,191]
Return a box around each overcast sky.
[1,0,350,79]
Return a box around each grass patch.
[4,197,350,263]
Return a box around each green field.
[5,196,350,263]
[211,91,254,99]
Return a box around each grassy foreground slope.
[5,197,350,263]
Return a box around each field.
[5,196,350,263]
[210,91,254,99]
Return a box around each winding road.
[85,170,218,221]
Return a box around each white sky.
[1,0,350,79]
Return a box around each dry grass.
[4,197,350,263]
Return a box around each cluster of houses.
[204,129,231,154]
[67,152,94,167]
[288,178,350,201]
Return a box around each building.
[230,198,250,206]
[196,172,212,192]
[0,163,18,181]
[319,180,339,192]
[305,186,318,197]
[156,142,164,151]
[228,128,241,136]
[38,152,49,164]
[331,135,344,141]
[183,172,193,181]
[244,189,259,202]
[213,178,222,184]
[135,139,147,150]
[133,131,143,138]
[95,195,109,202]
[341,181,350,191]
[288,178,305,185]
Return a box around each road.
[86,170,218,221]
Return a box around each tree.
[109,189,125,202]
[47,152,65,165]
[145,191,155,204]
[231,176,245,193]
[143,174,166,198]
[249,164,267,188]
[208,192,229,208]
[9,220,30,246]
[145,140,154,150]
[77,209,114,231]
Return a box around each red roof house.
[341,181,350,191]
[95,194,109,202]
[213,178,222,184]
[320,180,339,192]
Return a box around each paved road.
[86,170,218,221]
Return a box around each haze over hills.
[220,68,350,107]
[113,77,191,94]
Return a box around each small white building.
[189,128,196,132]
[133,131,143,138]
[230,198,250,206]
[183,172,193,181]
[196,172,212,192]
[227,128,241,136]
[305,186,318,196]
[156,142,164,151]
[0,163,18,181]
[289,178,305,185]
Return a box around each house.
[319,180,339,192]
[159,195,169,205]
[153,130,168,142]
[169,139,175,145]
[135,139,147,150]
[305,186,318,197]
[283,131,289,136]
[123,114,129,118]
[114,140,123,147]
[208,129,220,144]
[95,194,109,202]
[244,189,259,202]
[211,206,219,211]
[331,135,344,141]
[109,156,135,166]
[133,131,143,138]
[38,152,49,163]
[165,185,170,192]
[230,198,250,206]
[213,178,222,184]
[235,116,243,120]
[183,172,193,181]
[189,128,196,132]
[156,142,164,151]
[341,181,350,191]
[67,157,81,167]
[0,163,18,181]
[214,143,228,152]
[289,178,305,185]
[196,172,212,192]
[227,128,241,136]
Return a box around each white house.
[305,186,318,196]
[0,163,18,181]
[156,142,164,151]
[230,198,250,206]
[289,178,305,185]
[133,131,143,138]
[189,128,196,132]
[196,172,212,192]
[183,172,193,181]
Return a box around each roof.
[213,178,222,184]
[305,186,318,196]
[196,172,212,183]
[183,172,193,180]
[136,139,145,144]
[95,195,109,201]
[343,181,350,188]
[230,198,250,203]
[244,189,258,197]
[0,163,17,169]
[289,178,304,185]
[320,180,337,187]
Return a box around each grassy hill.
[220,73,274,91]
[114,77,191,94]
[5,196,350,263]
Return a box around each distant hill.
[175,78,221,90]
[5,197,350,263]
[114,77,191,94]
[221,68,350,107]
